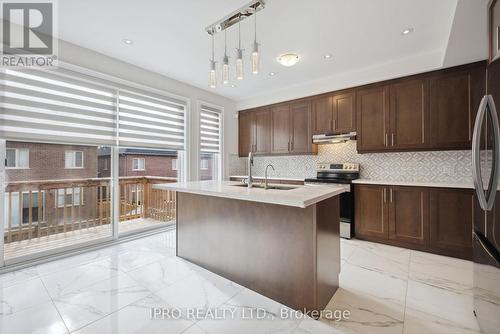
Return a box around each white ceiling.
[59,0,487,107]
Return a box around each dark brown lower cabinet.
[355,184,473,259]
[429,188,474,259]
[354,185,388,239]
[389,186,428,247]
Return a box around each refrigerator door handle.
[485,95,500,211]
[473,95,489,210]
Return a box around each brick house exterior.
[97,148,179,178]
[6,141,98,182]
[5,141,101,228]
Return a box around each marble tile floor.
[0,229,480,334]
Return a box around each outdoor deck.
[3,176,177,262]
[4,218,175,260]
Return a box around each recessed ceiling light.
[323,53,333,59]
[123,39,133,45]
[277,53,300,67]
[269,72,276,76]
[401,28,414,35]
[230,84,236,88]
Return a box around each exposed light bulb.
[251,5,259,75]
[252,42,259,74]
[236,49,244,80]
[209,60,216,88]
[222,56,230,84]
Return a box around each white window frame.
[5,148,29,169]
[65,151,84,169]
[172,159,178,171]
[200,159,209,170]
[4,191,45,226]
[132,158,145,171]
[56,188,83,208]
[197,101,223,181]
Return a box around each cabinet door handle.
[385,133,388,147]
[333,119,336,130]
[288,141,290,151]
[383,188,387,203]
[291,141,294,151]
[390,188,393,203]
[391,133,395,146]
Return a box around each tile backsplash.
[228,141,472,183]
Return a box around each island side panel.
[315,196,341,309]
[176,192,319,311]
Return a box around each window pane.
[75,152,83,167]
[117,147,178,235]
[6,149,16,167]
[200,153,218,180]
[5,141,112,261]
[18,149,29,168]
[65,152,73,168]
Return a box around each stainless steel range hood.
[313,132,356,144]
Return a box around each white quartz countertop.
[352,179,474,189]
[229,175,305,182]
[154,181,346,208]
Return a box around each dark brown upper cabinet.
[312,96,333,135]
[271,102,316,155]
[238,60,486,156]
[238,110,254,157]
[271,104,291,154]
[290,101,313,153]
[429,65,486,150]
[356,86,390,152]
[254,108,272,154]
[238,107,271,157]
[312,92,355,135]
[334,92,356,133]
[389,79,429,150]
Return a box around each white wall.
[59,40,238,180]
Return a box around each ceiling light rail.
[205,0,265,36]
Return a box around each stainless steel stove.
[305,163,360,239]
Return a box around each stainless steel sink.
[232,183,297,190]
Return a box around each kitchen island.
[154,180,346,311]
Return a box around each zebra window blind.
[199,104,222,153]
[0,67,187,150]
[0,68,117,146]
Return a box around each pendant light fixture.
[235,15,244,80]
[251,4,259,74]
[205,1,265,88]
[222,30,230,84]
[209,32,216,88]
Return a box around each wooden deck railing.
[4,176,177,243]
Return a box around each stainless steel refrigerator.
[471,57,500,334]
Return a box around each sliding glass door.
[0,65,189,266]
[2,141,113,264]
